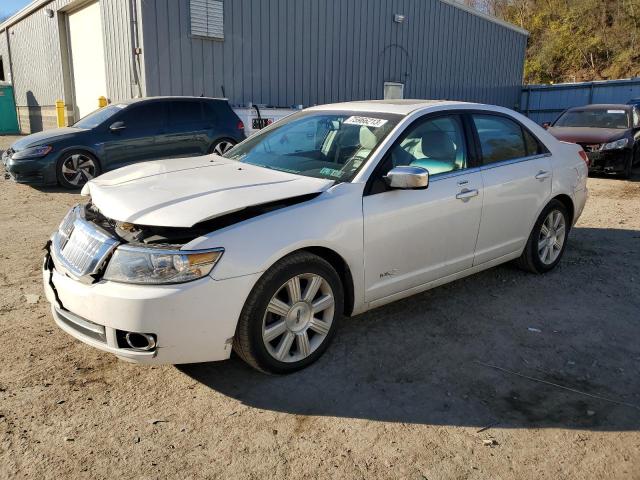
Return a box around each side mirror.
[384,166,429,190]
[542,122,551,129]
[109,121,126,132]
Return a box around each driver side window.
[389,115,467,176]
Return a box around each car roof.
[114,96,228,106]
[307,99,482,116]
[567,103,632,112]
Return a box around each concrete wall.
[140,0,527,108]
[0,0,140,133]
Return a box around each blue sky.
[1,0,31,19]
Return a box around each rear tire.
[209,138,237,156]
[515,199,569,274]
[233,251,343,374]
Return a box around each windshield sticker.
[319,167,343,178]
[344,116,388,128]
[607,110,626,114]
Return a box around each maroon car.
[546,104,640,178]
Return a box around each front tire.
[56,151,100,189]
[233,251,343,374]
[515,199,569,274]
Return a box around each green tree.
[466,0,640,83]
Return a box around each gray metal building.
[0,0,528,134]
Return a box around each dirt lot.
[0,134,639,480]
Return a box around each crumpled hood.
[83,156,334,227]
[547,127,628,144]
[11,127,85,150]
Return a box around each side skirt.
[365,251,521,311]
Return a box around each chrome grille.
[51,205,119,280]
[58,206,77,247]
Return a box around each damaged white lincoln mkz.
[43,100,588,373]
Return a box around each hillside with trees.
[465,0,640,84]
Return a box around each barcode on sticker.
[344,116,388,128]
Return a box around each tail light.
[237,120,245,131]
[578,149,590,167]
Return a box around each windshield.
[73,104,127,129]
[554,108,630,129]
[224,111,401,182]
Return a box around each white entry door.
[68,2,107,119]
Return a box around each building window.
[190,0,224,40]
[0,56,5,82]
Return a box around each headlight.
[103,245,224,284]
[12,145,53,160]
[600,138,628,151]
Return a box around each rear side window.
[472,114,527,164]
[168,101,204,126]
[523,128,543,156]
[204,102,222,120]
[119,103,166,129]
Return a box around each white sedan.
[43,100,588,373]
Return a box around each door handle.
[456,188,479,200]
[535,170,551,180]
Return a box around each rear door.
[470,113,552,265]
[160,100,210,158]
[102,102,167,170]
[363,113,483,302]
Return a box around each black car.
[546,103,640,178]
[2,97,246,188]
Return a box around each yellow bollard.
[55,100,65,128]
[98,96,108,108]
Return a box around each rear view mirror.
[109,121,126,132]
[384,166,429,190]
[542,122,551,129]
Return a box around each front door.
[470,113,553,265]
[363,114,483,302]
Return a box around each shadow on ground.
[181,227,640,430]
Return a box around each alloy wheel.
[61,153,97,186]
[538,209,566,265]
[212,140,235,156]
[262,273,335,363]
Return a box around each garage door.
[68,2,107,119]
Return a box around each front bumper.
[586,149,631,173]
[43,253,260,364]
[3,153,58,185]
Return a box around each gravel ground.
[1,134,639,479]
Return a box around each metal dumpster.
[0,82,19,135]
